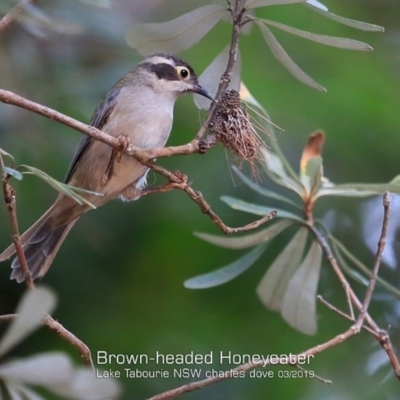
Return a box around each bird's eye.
[177,67,190,79]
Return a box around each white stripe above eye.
[145,55,175,66]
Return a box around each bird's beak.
[193,84,213,101]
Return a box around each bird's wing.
[64,87,121,183]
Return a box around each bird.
[0,53,212,283]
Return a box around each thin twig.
[308,224,379,331]
[317,295,375,335]
[355,192,390,329]
[0,0,34,32]
[195,0,246,140]
[0,314,93,368]
[0,154,35,290]
[310,223,400,380]
[147,326,361,400]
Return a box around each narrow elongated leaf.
[330,236,400,299]
[281,239,322,335]
[245,0,305,9]
[220,195,303,220]
[256,21,326,91]
[53,368,121,400]
[2,166,23,181]
[317,182,400,199]
[126,4,227,55]
[195,45,241,110]
[0,287,56,357]
[257,227,308,311]
[306,5,384,32]
[305,0,327,11]
[195,219,292,249]
[0,147,15,163]
[11,386,47,400]
[21,165,101,209]
[3,385,26,400]
[261,148,304,194]
[184,243,267,289]
[0,353,72,386]
[232,165,302,209]
[263,18,372,50]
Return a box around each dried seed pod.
[209,89,268,177]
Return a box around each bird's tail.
[0,204,77,282]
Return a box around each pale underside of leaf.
[261,148,304,195]
[306,4,384,32]
[184,243,267,289]
[9,385,47,400]
[245,0,305,10]
[195,219,292,249]
[126,4,227,55]
[262,18,372,50]
[256,21,326,92]
[317,182,400,199]
[281,239,322,335]
[257,227,308,311]
[0,352,73,387]
[232,165,301,209]
[305,0,328,12]
[51,368,121,400]
[195,44,241,110]
[2,166,23,181]
[0,287,56,357]
[220,195,303,221]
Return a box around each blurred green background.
[1,0,400,399]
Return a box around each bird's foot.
[116,135,130,162]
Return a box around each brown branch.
[310,216,400,380]
[0,0,34,32]
[0,154,35,290]
[195,0,246,140]
[148,324,369,400]
[0,313,93,368]
[355,192,390,329]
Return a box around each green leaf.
[232,165,302,209]
[126,4,227,55]
[306,5,384,32]
[262,19,372,50]
[256,21,326,92]
[281,239,322,335]
[0,147,15,164]
[20,165,102,209]
[2,166,23,181]
[257,227,308,311]
[261,148,304,195]
[245,0,305,9]
[195,219,292,249]
[195,45,241,110]
[184,243,267,289]
[329,236,400,299]
[220,195,303,221]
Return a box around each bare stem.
[0,154,35,290]
[355,192,390,329]
[0,314,93,368]
[0,0,34,32]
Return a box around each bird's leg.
[101,135,131,186]
[139,171,189,196]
